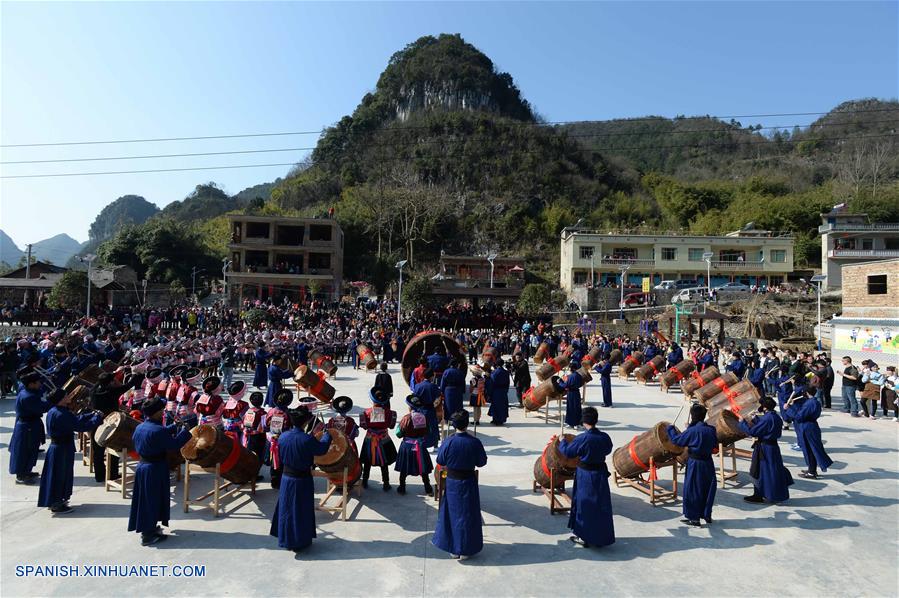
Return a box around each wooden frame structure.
[80,432,93,471]
[313,468,361,521]
[532,468,572,515]
[524,396,563,428]
[183,461,256,518]
[613,457,679,505]
[104,450,135,498]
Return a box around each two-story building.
[227,215,344,303]
[560,228,794,295]
[819,208,899,290]
[828,258,898,361]
[430,254,526,303]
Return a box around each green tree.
[47,271,98,310]
[401,276,435,310]
[169,280,186,303]
[517,283,551,316]
[244,308,270,328]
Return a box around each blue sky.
[2,1,896,249]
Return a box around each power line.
[2,107,896,148]
[2,131,895,180]
[4,118,897,166]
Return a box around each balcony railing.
[828,249,899,259]
[432,278,525,290]
[819,222,899,233]
[709,260,765,270]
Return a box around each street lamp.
[222,259,232,303]
[78,254,97,318]
[702,252,714,298]
[487,252,498,289]
[810,274,827,350]
[191,267,205,299]
[618,263,631,319]
[396,259,408,327]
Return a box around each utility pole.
[396,260,408,327]
[222,259,232,305]
[80,254,97,319]
[191,267,205,301]
[487,252,498,289]
[24,244,32,307]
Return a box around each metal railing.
[828,249,899,258]
[819,222,899,233]
[710,260,765,270]
[598,257,655,267]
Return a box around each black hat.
[405,393,423,409]
[125,372,145,390]
[332,396,353,414]
[21,371,41,385]
[249,391,264,407]
[202,375,222,393]
[142,396,166,417]
[450,409,470,430]
[275,388,294,408]
[287,406,312,430]
[146,368,163,381]
[170,364,188,378]
[228,381,246,401]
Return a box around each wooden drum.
[535,355,570,382]
[180,424,261,484]
[66,385,93,414]
[94,411,140,452]
[709,409,748,446]
[356,343,378,370]
[581,346,603,369]
[401,331,468,389]
[314,428,361,487]
[533,433,579,489]
[681,366,719,399]
[522,376,564,412]
[660,360,696,391]
[608,349,623,366]
[694,372,740,404]
[703,380,761,422]
[293,365,336,403]
[634,356,666,383]
[309,349,338,377]
[533,342,549,364]
[612,421,685,479]
[618,351,644,378]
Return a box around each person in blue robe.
[270,408,331,552]
[433,410,488,560]
[666,343,684,368]
[644,344,658,361]
[8,372,52,483]
[726,352,747,379]
[560,362,584,428]
[37,393,103,513]
[738,396,794,503]
[748,364,767,397]
[593,359,613,407]
[413,369,441,448]
[295,340,309,366]
[265,355,295,407]
[427,348,450,378]
[486,359,510,426]
[128,397,191,545]
[557,407,615,548]
[697,349,715,371]
[439,360,466,422]
[253,344,270,388]
[666,405,718,526]
[774,365,797,429]
[784,387,834,479]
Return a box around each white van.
[671,287,706,304]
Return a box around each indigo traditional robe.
[265,365,295,407]
[784,397,833,472]
[252,349,270,388]
[8,387,51,476]
[737,411,793,502]
[37,407,102,507]
[269,428,331,551]
[560,370,584,427]
[558,428,615,547]
[128,420,191,534]
[432,431,487,557]
[666,422,717,521]
[487,366,510,425]
[594,361,613,407]
[439,367,466,422]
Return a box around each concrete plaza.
[2,363,897,597]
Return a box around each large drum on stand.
[703,380,761,421]
[533,434,579,489]
[709,409,748,446]
[309,349,338,377]
[356,344,378,370]
[618,351,644,378]
[180,424,261,484]
[634,356,666,383]
[681,366,720,399]
[535,354,571,382]
[294,365,337,403]
[94,412,140,453]
[401,331,467,389]
[533,342,550,364]
[694,372,740,404]
[608,349,623,365]
[612,421,685,479]
[660,360,696,391]
[314,428,361,487]
[522,377,564,412]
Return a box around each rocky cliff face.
[394,83,499,121]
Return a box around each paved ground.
[2,362,897,597]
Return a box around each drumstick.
[672,401,687,427]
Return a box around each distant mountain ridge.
[0,231,81,268]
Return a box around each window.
[867,275,888,295]
[771,249,786,263]
[834,238,856,250]
[276,226,304,246]
[580,246,594,260]
[308,253,331,270]
[309,225,332,242]
[688,248,705,262]
[612,248,637,260]
[246,222,270,238]
[718,249,746,262]
[886,238,899,250]
[861,238,874,250]
[661,247,677,261]
[574,271,588,285]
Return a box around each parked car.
[654,280,677,290]
[672,279,700,290]
[619,292,655,309]
[671,287,706,304]
[714,282,751,293]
